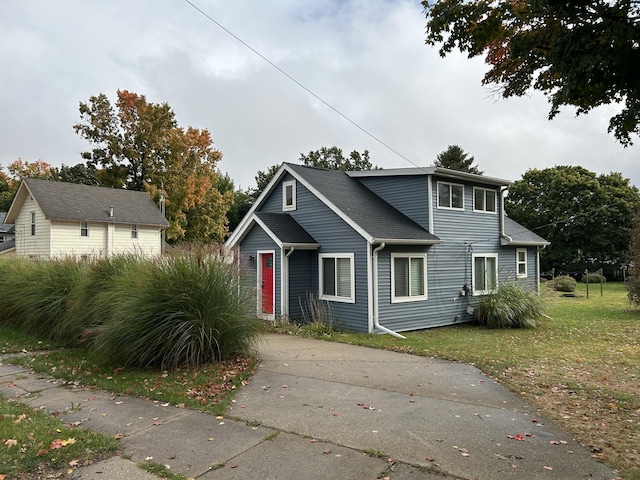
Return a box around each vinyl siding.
[47,222,161,258]
[357,175,430,227]
[498,246,540,291]
[378,177,508,331]
[288,250,317,321]
[51,221,107,258]
[112,224,162,257]
[14,197,50,257]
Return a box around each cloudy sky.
[2,0,638,190]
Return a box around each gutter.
[372,242,406,339]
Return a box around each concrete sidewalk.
[0,334,620,479]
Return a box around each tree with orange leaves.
[73,90,231,243]
[0,159,56,210]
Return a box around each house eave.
[348,167,512,187]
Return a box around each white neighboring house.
[5,178,169,259]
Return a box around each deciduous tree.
[0,159,56,210]
[505,166,640,275]
[74,90,230,243]
[423,0,640,145]
[300,146,379,171]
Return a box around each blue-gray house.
[225,163,549,336]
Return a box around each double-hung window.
[131,225,138,239]
[30,212,36,236]
[473,254,498,295]
[473,187,497,213]
[437,182,464,209]
[319,253,354,303]
[516,248,527,278]
[391,253,427,302]
[80,222,89,237]
[283,180,296,211]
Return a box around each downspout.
[500,186,512,243]
[372,242,406,339]
[281,247,295,321]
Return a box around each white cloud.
[1,0,637,191]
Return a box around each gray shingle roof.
[286,163,440,243]
[255,212,317,245]
[21,178,169,227]
[0,213,14,234]
[503,216,550,246]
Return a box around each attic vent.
[109,206,114,217]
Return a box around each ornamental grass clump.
[89,253,260,369]
[0,257,89,345]
[476,282,544,328]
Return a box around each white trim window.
[81,222,89,237]
[437,182,464,210]
[282,180,296,211]
[516,248,528,278]
[30,212,36,236]
[473,187,497,213]
[131,225,138,239]
[391,253,427,303]
[472,254,498,295]
[319,253,354,303]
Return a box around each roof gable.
[6,179,169,227]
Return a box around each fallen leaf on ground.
[4,439,17,447]
[507,434,526,441]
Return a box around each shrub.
[554,275,577,292]
[581,273,606,284]
[89,254,261,369]
[476,282,545,328]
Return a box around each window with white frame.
[472,254,498,295]
[131,224,138,239]
[282,180,296,211]
[437,182,464,209]
[319,253,354,302]
[516,248,527,278]
[473,187,497,213]
[30,212,36,236]
[80,222,89,237]
[391,253,427,302]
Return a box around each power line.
[182,0,419,167]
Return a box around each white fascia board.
[372,238,442,245]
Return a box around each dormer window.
[283,180,296,211]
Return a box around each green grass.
[328,282,640,479]
[0,325,58,354]
[0,396,118,478]
[6,350,257,416]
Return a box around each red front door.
[261,253,274,315]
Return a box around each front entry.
[259,252,275,318]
